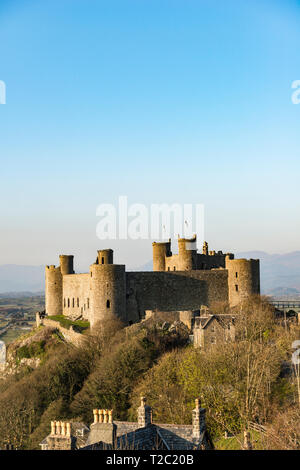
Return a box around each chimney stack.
[138,396,152,428]
[192,398,206,442]
[86,409,116,448]
[47,421,74,450]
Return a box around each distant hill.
[1,251,300,297]
[0,265,44,294]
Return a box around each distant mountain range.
[237,251,300,296]
[1,251,300,298]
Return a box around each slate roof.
[80,421,209,450]
[194,314,234,330]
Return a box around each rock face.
[0,326,58,379]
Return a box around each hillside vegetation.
[0,299,299,450]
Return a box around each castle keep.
[45,236,260,328]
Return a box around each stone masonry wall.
[126,270,228,321]
[39,317,86,347]
[62,273,90,321]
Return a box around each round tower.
[226,257,260,307]
[178,235,197,271]
[59,255,74,275]
[97,249,113,265]
[45,265,63,315]
[89,264,126,328]
[152,240,171,271]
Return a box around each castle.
[45,235,260,328]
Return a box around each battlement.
[153,235,236,272]
[46,264,59,270]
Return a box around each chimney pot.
[56,421,61,435]
[51,421,55,435]
[93,409,99,424]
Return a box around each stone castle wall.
[37,316,86,347]
[226,257,260,306]
[126,269,229,321]
[62,273,90,321]
[89,264,126,326]
[45,266,62,316]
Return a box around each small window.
[211,337,216,344]
[87,298,89,309]
[72,298,75,308]
[173,266,176,271]
[168,267,170,271]
[91,272,92,277]
[106,299,110,308]
[235,272,238,278]
[64,298,66,308]
[211,326,215,333]
[235,285,239,292]
[68,298,70,308]
[77,298,79,307]
[102,257,104,264]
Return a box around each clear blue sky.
[0,0,300,270]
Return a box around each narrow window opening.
[106,299,110,308]
[173,266,176,271]
[235,272,238,278]
[68,298,70,308]
[72,298,75,308]
[77,298,79,307]
[102,257,104,264]
[235,285,239,292]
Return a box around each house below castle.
[40,398,212,450]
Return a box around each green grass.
[47,315,90,333]
[16,340,46,361]
[214,430,264,450]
